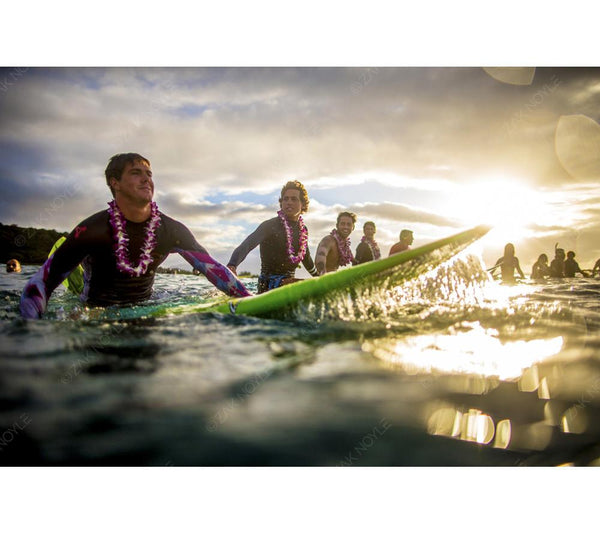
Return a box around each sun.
[449,176,552,244]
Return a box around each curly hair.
[337,211,357,225]
[105,153,151,197]
[279,180,309,213]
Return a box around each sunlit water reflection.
[2,255,600,466]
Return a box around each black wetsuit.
[564,258,583,277]
[228,216,318,292]
[20,209,250,317]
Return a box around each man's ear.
[110,177,120,191]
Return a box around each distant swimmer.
[389,229,414,256]
[549,244,566,278]
[315,211,357,274]
[593,259,600,277]
[227,180,319,293]
[20,153,250,319]
[355,221,381,264]
[6,259,21,273]
[490,243,525,283]
[530,253,550,280]
[564,250,590,277]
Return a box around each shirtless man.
[227,180,318,293]
[315,211,357,275]
[355,221,381,264]
[20,153,250,318]
[389,229,414,256]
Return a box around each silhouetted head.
[504,243,515,257]
[555,248,565,259]
[6,259,21,273]
[537,253,548,264]
[567,250,576,259]
[399,229,414,245]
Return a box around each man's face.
[6,260,20,272]
[111,160,154,206]
[279,188,303,221]
[364,224,376,239]
[402,232,414,245]
[337,216,355,239]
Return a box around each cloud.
[3,67,600,271]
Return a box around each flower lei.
[278,210,308,264]
[331,229,354,266]
[360,235,381,260]
[107,200,161,277]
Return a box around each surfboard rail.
[157,225,490,318]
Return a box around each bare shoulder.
[317,235,334,250]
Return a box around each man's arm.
[226,222,269,275]
[301,245,319,277]
[20,227,91,318]
[315,236,333,275]
[177,249,251,297]
[170,222,251,298]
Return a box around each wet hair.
[363,221,376,231]
[504,243,515,256]
[105,153,151,197]
[279,180,309,213]
[567,250,576,259]
[337,211,357,226]
[537,253,548,263]
[400,229,413,240]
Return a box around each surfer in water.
[564,250,589,277]
[389,229,414,256]
[6,259,22,273]
[20,153,250,319]
[355,221,381,264]
[315,212,357,275]
[531,253,550,280]
[550,245,566,278]
[227,180,319,294]
[490,243,525,283]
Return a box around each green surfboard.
[152,225,490,319]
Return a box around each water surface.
[2,254,600,466]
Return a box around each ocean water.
[2,253,600,466]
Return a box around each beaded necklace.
[277,210,308,264]
[331,229,354,265]
[360,235,381,260]
[107,200,161,277]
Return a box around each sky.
[2,1,598,524]
[1,66,600,275]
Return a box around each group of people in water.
[14,152,600,318]
[491,242,600,283]
[15,153,414,319]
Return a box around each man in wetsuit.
[20,153,250,318]
[564,250,589,277]
[389,229,414,256]
[226,180,319,293]
[315,212,357,274]
[355,221,381,264]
